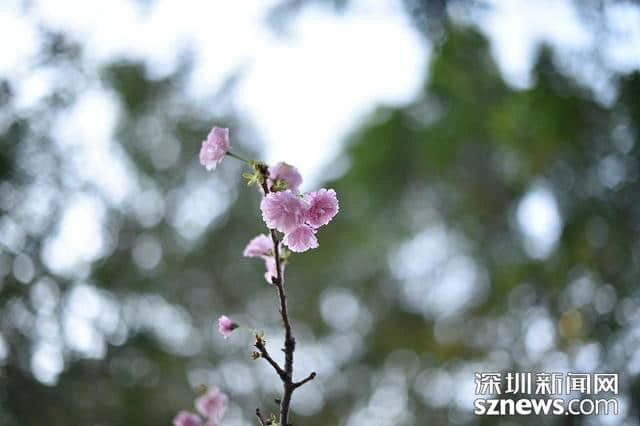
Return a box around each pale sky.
[2,0,638,180]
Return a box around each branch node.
[254,336,287,381]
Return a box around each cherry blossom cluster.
[174,388,229,426]
[186,126,335,425]
[244,182,338,283]
[259,185,339,253]
[199,126,339,280]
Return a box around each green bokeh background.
[1,2,639,425]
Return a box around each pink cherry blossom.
[260,190,307,233]
[195,388,229,420]
[199,127,230,171]
[243,234,272,257]
[173,411,202,426]
[305,188,339,228]
[264,256,288,284]
[269,162,302,192]
[283,224,319,253]
[264,256,277,283]
[217,315,237,339]
[264,257,276,283]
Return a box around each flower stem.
[226,151,251,164]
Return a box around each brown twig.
[254,335,287,382]
[293,372,317,389]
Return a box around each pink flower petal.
[283,224,319,253]
[199,127,229,171]
[173,411,202,426]
[268,162,302,192]
[305,188,339,228]
[264,256,284,284]
[195,388,229,420]
[217,315,237,339]
[260,190,307,233]
[243,234,272,257]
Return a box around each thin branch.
[254,336,287,382]
[226,150,251,164]
[293,372,316,389]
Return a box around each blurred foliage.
[1,6,640,426]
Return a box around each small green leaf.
[271,178,289,192]
[242,171,263,186]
